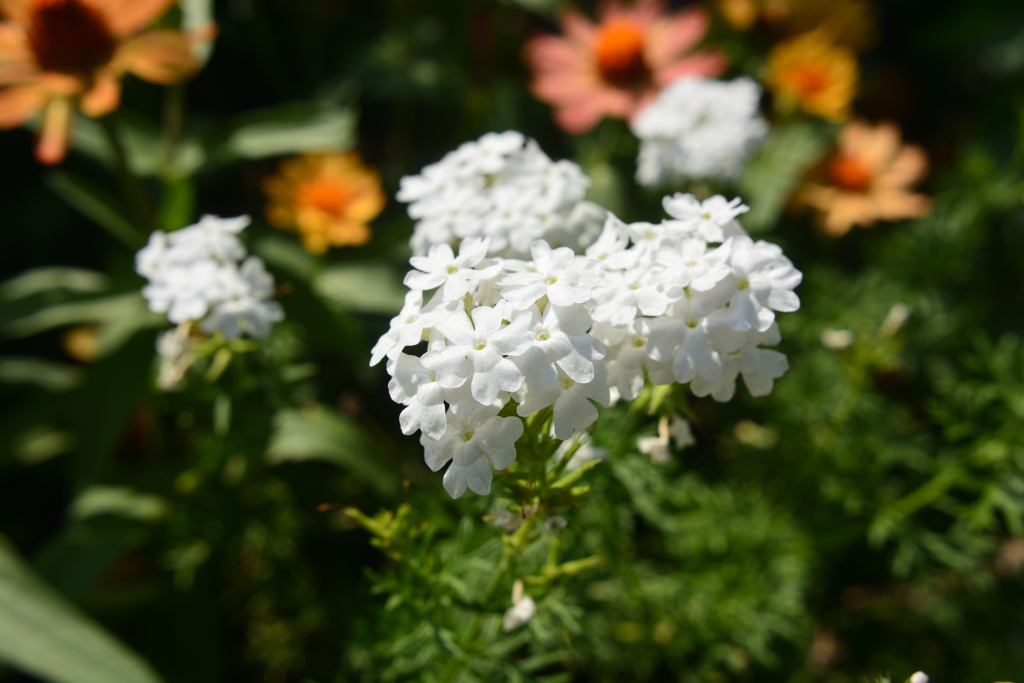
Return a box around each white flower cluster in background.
[373,192,801,499]
[136,215,284,340]
[632,77,768,186]
[397,130,605,258]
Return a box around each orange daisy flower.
[0,0,210,164]
[799,120,932,237]
[765,29,858,121]
[263,152,385,255]
[524,0,727,135]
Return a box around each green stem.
[162,84,185,176]
[99,115,155,234]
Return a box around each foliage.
[1,1,1024,683]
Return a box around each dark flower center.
[29,0,116,74]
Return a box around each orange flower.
[766,29,857,121]
[719,0,876,50]
[263,152,385,255]
[799,120,932,237]
[0,0,211,164]
[524,0,727,134]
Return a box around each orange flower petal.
[644,8,710,70]
[98,0,174,37]
[116,30,198,84]
[874,191,931,221]
[0,62,40,85]
[0,0,29,22]
[652,51,728,87]
[80,71,120,116]
[0,83,44,127]
[327,222,371,247]
[876,144,928,189]
[35,95,71,164]
[841,120,899,173]
[0,22,29,62]
[560,10,597,46]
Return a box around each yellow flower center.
[297,179,352,216]
[828,154,872,192]
[28,0,116,74]
[595,19,648,86]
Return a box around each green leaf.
[252,234,317,281]
[0,534,164,683]
[213,102,356,163]
[737,121,833,232]
[0,292,163,358]
[47,171,145,248]
[32,517,152,600]
[69,486,170,523]
[0,267,108,302]
[584,160,626,217]
[315,262,407,314]
[0,357,82,392]
[266,405,399,496]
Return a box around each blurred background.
[2,0,1024,682]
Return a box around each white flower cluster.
[632,77,768,186]
[397,130,604,258]
[136,215,283,340]
[373,192,801,499]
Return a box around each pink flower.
[524,0,727,134]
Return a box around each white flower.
[421,407,524,498]
[512,304,605,390]
[398,131,598,258]
[387,353,448,440]
[403,236,501,302]
[136,215,283,342]
[200,257,283,339]
[166,214,250,263]
[909,673,929,683]
[644,298,745,385]
[719,236,802,333]
[591,264,673,328]
[820,329,854,350]
[517,365,610,440]
[422,306,533,405]
[585,215,638,271]
[500,241,605,310]
[690,324,789,401]
[598,321,671,401]
[376,190,802,498]
[656,237,733,294]
[369,290,439,367]
[503,580,536,632]
[638,416,672,463]
[662,194,749,243]
[632,77,767,185]
[879,303,910,337]
[155,324,194,391]
[671,415,695,450]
